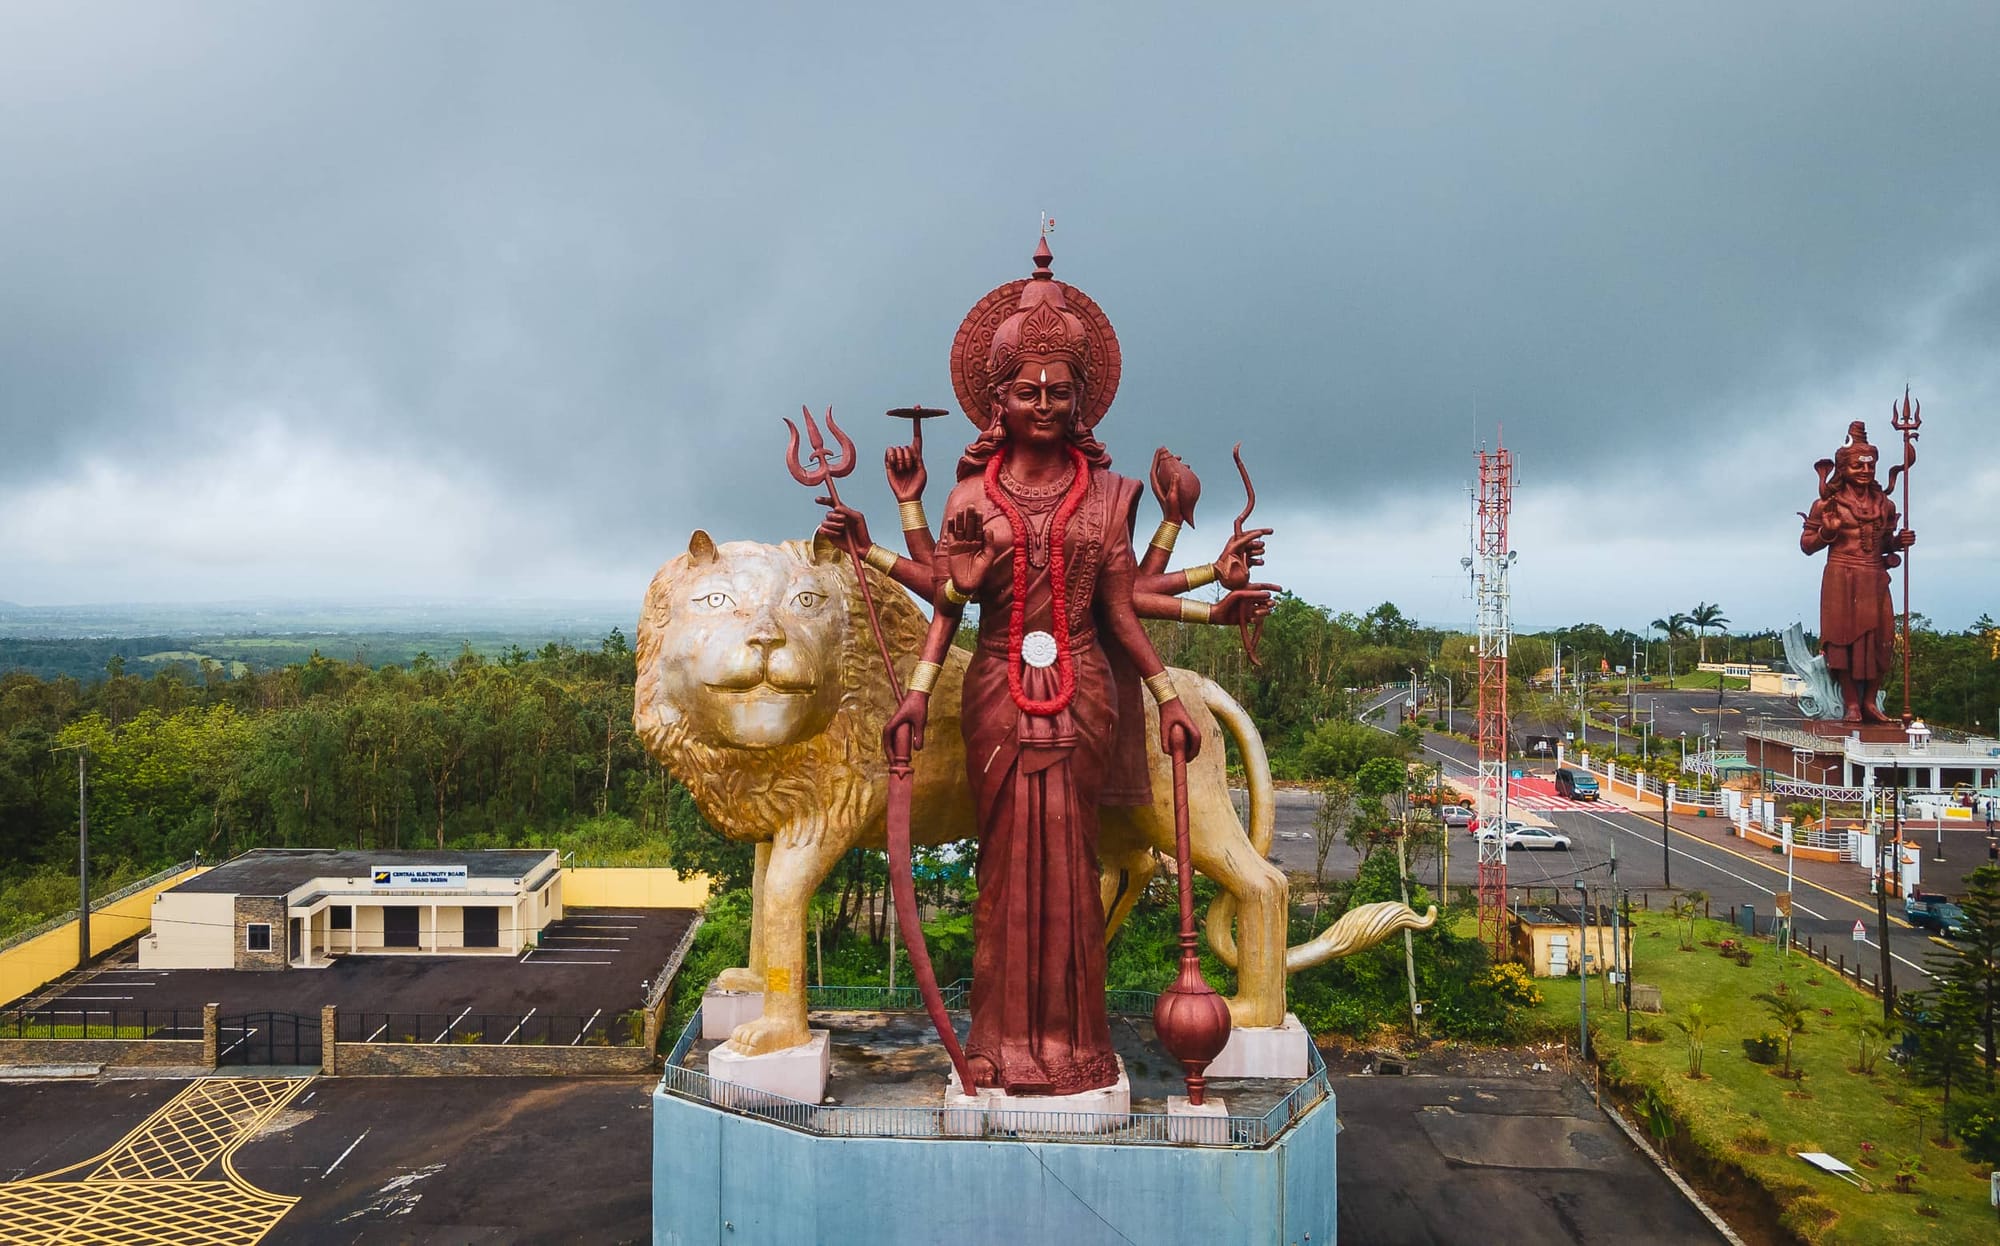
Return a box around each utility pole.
[1611,841,1630,1040]
[77,749,91,968]
[1878,756,1900,1021]
[1398,802,1420,1036]
[1659,763,1672,889]
[1574,879,1590,1059]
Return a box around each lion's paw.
[726,1014,812,1057]
[714,967,765,993]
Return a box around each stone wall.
[233,897,288,970]
[332,1041,652,1076]
[0,1038,206,1067]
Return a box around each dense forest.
[2,598,1995,943]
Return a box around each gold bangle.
[1179,599,1212,624]
[907,660,942,696]
[898,500,928,532]
[1149,520,1181,553]
[1143,670,1179,704]
[864,544,898,575]
[1183,562,1217,590]
[943,579,972,606]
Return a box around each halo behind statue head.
[950,239,1121,430]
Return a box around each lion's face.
[640,533,848,750]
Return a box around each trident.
[784,406,903,699]
[1230,443,1270,668]
[782,404,977,1092]
[1886,388,1921,723]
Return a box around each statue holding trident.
[1799,394,1918,725]
[807,232,1275,1098]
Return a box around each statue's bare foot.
[727,1013,810,1056]
[715,967,765,993]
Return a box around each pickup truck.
[1905,893,1969,939]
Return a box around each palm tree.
[1649,614,1692,687]
[1688,602,1730,665]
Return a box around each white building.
[140,848,563,970]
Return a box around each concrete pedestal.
[707,1029,830,1105]
[1167,1094,1231,1144]
[699,985,765,1041]
[1206,1012,1310,1079]
[944,1058,1131,1134]
[654,1074,1337,1245]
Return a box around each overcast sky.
[2,3,1995,634]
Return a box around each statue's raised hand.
[815,500,872,554]
[940,505,992,599]
[886,427,927,503]
[1212,586,1279,627]
[1215,526,1272,590]
[1150,447,1201,527]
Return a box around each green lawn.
[1531,913,1995,1244]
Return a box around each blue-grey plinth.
[651,1079,1337,1245]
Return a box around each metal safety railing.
[0,1007,204,1041]
[660,982,1329,1148]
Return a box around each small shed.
[1511,903,1619,979]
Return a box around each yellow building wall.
[0,865,206,1007]
[561,867,709,909]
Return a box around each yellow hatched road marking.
[0,1077,306,1245]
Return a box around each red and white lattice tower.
[1474,439,1516,961]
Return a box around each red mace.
[1152,732,1232,1105]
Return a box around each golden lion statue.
[635,532,1435,1055]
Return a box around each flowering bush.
[1480,962,1543,1008]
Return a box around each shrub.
[1733,1126,1774,1154]
[1743,1032,1782,1064]
[1480,962,1543,1009]
[1632,1021,1665,1043]
[1948,1095,2000,1166]
[1778,1195,1837,1240]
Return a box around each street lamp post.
[1440,674,1453,735]
[1909,718,1937,861]
[1574,879,1590,1060]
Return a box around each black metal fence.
[0,1007,204,1041]
[334,1010,642,1047]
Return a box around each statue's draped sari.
[959,466,1149,1095]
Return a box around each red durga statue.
[809,236,1274,1098]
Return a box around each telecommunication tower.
[1473,439,1515,960]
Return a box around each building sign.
[371,865,468,889]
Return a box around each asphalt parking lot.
[0,1074,654,1244]
[1335,1064,1728,1245]
[23,907,697,1031]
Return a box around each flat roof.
[169,848,558,898]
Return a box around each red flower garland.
[983,446,1091,716]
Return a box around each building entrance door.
[384,906,420,948]
[464,906,498,948]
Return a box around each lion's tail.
[1200,676,1271,972]
[1285,901,1438,973]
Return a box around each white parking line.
[539,935,630,942]
[366,1022,388,1041]
[523,959,612,965]
[571,1008,602,1045]
[433,1006,473,1043]
[323,1129,368,1180]
[502,1008,537,1044]
[58,996,133,1001]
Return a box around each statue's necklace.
[984,446,1090,717]
[999,464,1074,568]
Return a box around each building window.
[245,923,272,952]
[330,906,353,931]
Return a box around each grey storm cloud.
[1,2,1996,627]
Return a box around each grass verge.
[1530,911,1994,1244]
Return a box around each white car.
[1473,821,1572,850]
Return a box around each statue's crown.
[1836,421,1876,467]
[985,238,1090,382]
